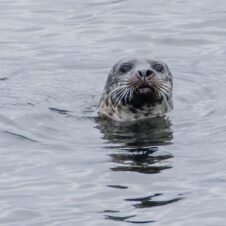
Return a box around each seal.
[98,56,173,121]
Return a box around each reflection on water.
[96,116,183,223]
[96,116,173,147]
[104,214,155,224]
[96,117,173,174]
[110,147,172,174]
[125,193,183,209]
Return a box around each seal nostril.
[146,70,153,77]
[138,70,154,78]
[138,71,143,77]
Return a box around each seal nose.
[138,69,154,78]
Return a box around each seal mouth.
[127,82,161,108]
[138,84,151,93]
[139,87,151,94]
[136,84,153,95]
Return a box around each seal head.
[98,56,173,121]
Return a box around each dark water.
[0,0,226,225]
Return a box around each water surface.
[0,0,226,225]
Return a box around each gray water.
[0,0,226,225]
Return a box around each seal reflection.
[95,116,182,223]
[96,116,173,175]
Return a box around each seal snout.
[132,69,156,95]
[137,69,154,78]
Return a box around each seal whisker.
[158,89,170,110]
[157,80,172,88]
[114,88,127,103]
[118,89,128,105]
[129,87,134,101]
[145,77,172,99]
[159,86,172,94]
[158,83,172,92]
[112,88,127,103]
[115,84,130,95]
[112,87,126,98]
[109,79,131,104]
[155,81,172,97]
[158,87,171,98]
[127,87,132,101]
[124,88,130,102]
[107,85,128,98]
[115,88,129,107]
[151,77,171,89]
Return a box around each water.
[0,0,226,225]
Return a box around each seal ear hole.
[153,63,164,72]
[119,63,132,73]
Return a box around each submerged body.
[98,57,173,121]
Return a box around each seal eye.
[153,63,164,72]
[119,64,132,73]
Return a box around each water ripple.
[0,0,226,225]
